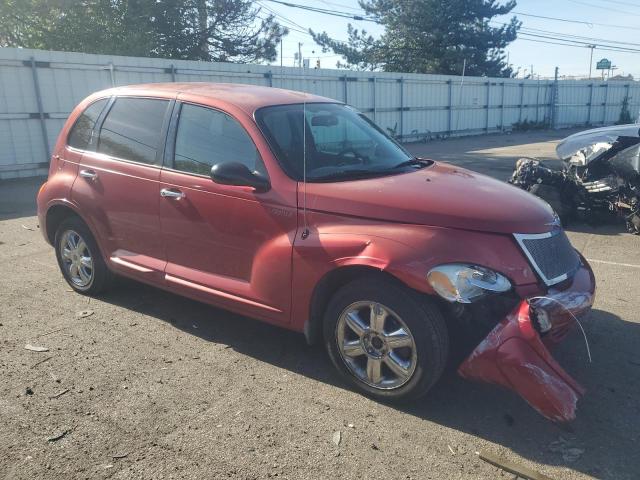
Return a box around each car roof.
[99,82,339,115]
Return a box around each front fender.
[290,216,537,333]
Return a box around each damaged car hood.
[556,123,640,162]
[302,162,556,234]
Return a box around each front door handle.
[160,188,185,200]
[79,169,98,180]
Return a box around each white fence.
[1,47,639,180]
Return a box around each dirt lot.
[1,129,639,480]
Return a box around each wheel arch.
[304,265,404,345]
[44,202,86,245]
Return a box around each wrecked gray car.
[510,124,640,234]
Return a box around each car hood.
[556,123,640,161]
[301,162,556,234]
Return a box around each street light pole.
[587,45,596,79]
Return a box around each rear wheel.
[54,216,111,294]
[323,276,448,401]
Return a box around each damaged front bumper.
[458,262,595,422]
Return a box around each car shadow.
[565,221,629,237]
[99,279,638,480]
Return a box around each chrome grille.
[514,229,580,286]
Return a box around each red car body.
[37,83,595,421]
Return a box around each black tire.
[54,216,112,295]
[528,184,572,224]
[323,275,449,402]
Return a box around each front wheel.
[323,276,449,402]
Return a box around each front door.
[159,101,296,324]
[71,96,172,282]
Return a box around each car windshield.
[256,103,422,181]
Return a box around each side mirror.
[210,162,270,193]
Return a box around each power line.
[262,0,378,22]
[518,32,640,53]
[491,21,640,49]
[315,0,365,12]
[256,1,311,35]
[517,33,640,54]
[565,0,640,16]
[592,0,640,7]
[511,11,638,30]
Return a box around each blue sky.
[257,0,640,79]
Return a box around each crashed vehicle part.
[510,124,640,234]
[458,259,595,422]
[431,235,594,423]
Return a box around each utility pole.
[280,40,283,68]
[551,66,559,129]
[587,44,596,79]
[298,42,302,69]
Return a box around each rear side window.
[173,103,265,176]
[67,99,109,150]
[97,97,169,165]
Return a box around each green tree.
[0,0,287,63]
[616,95,633,125]
[311,0,521,77]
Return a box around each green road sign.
[596,58,612,70]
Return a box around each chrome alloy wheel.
[336,301,418,389]
[59,230,94,288]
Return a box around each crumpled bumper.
[458,262,595,422]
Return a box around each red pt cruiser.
[37,83,595,421]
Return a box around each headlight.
[427,264,511,303]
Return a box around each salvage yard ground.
[1,129,639,480]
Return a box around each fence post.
[399,77,404,139]
[625,84,631,120]
[587,83,594,125]
[500,82,505,131]
[372,76,377,122]
[265,71,273,87]
[447,80,453,135]
[170,64,176,82]
[29,57,50,161]
[535,80,540,123]
[341,75,347,103]
[108,62,115,87]
[485,81,491,133]
[518,82,524,123]
[602,82,609,125]
[551,67,559,129]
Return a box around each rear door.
[158,101,297,324]
[71,96,172,282]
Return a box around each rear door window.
[173,103,265,176]
[97,97,169,165]
[67,98,109,150]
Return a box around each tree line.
[0,0,520,77]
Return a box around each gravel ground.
[1,129,639,480]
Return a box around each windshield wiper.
[307,169,391,182]
[391,157,430,169]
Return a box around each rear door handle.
[79,169,98,180]
[160,188,185,200]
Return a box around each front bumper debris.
[458,263,595,422]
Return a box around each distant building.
[609,74,634,81]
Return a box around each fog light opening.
[528,295,592,363]
[531,306,552,334]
